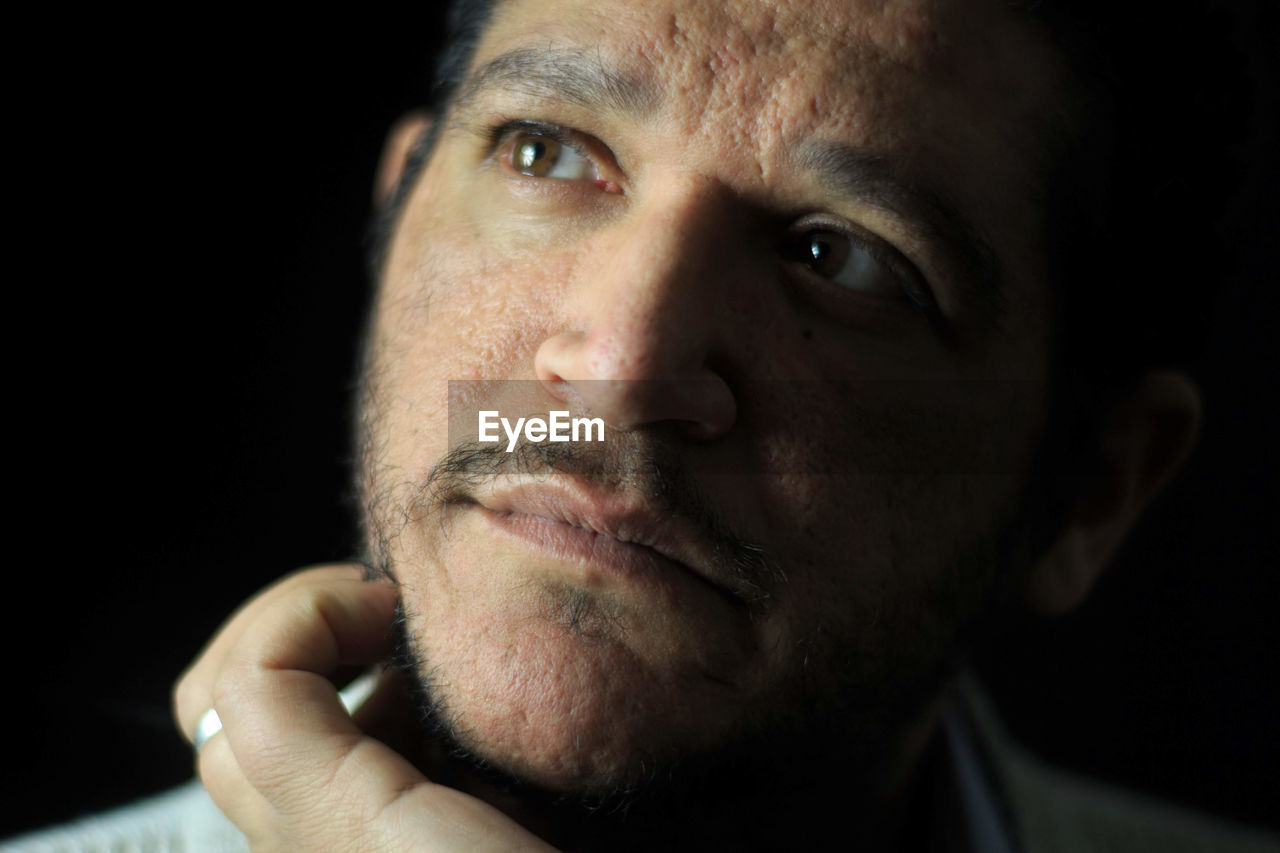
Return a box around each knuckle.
[172,670,205,731]
[172,673,193,716]
[210,663,247,713]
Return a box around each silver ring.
[191,669,381,752]
[193,708,223,751]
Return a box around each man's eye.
[785,229,899,294]
[507,133,596,181]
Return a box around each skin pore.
[356,0,1099,846]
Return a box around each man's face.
[362,0,1066,795]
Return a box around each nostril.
[538,372,577,407]
[534,331,586,401]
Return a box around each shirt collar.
[941,700,1019,853]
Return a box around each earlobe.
[1025,370,1202,614]
[374,112,434,209]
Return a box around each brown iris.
[513,135,563,177]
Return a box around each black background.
[4,8,1277,841]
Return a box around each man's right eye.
[505,132,596,181]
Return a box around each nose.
[534,176,740,440]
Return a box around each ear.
[1025,370,1202,614]
[374,111,433,209]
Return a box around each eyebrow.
[452,47,660,118]
[797,143,1007,325]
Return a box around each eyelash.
[490,119,570,150]
[786,215,940,315]
[488,120,600,173]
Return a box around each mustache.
[420,435,786,605]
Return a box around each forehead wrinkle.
[634,2,949,174]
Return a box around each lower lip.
[476,506,694,596]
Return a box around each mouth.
[463,474,752,609]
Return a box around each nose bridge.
[581,173,736,379]
[615,173,733,290]
[533,172,741,438]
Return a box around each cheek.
[745,375,1045,652]
[369,219,586,464]
[377,150,587,381]
[382,246,569,378]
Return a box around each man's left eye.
[507,132,596,181]
[784,228,899,295]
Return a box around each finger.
[196,725,277,846]
[214,579,421,818]
[176,564,364,740]
[173,563,368,741]
[380,782,562,851]
[221,671,555,851]
[206,579,555,850]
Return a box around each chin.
[388,509,777,792]
[401,598,763,794]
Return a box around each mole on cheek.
[802,329,814,340]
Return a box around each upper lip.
[467,474,749,606]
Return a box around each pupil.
[809,237,830,263]
[518,141,546,170]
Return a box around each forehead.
[475,0,1059,160]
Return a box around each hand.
[173,564,557,852]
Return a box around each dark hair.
[367,0,502,280]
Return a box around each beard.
[356,445,1033,843]
[353,361,1042,847]
[359,436,818,845]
